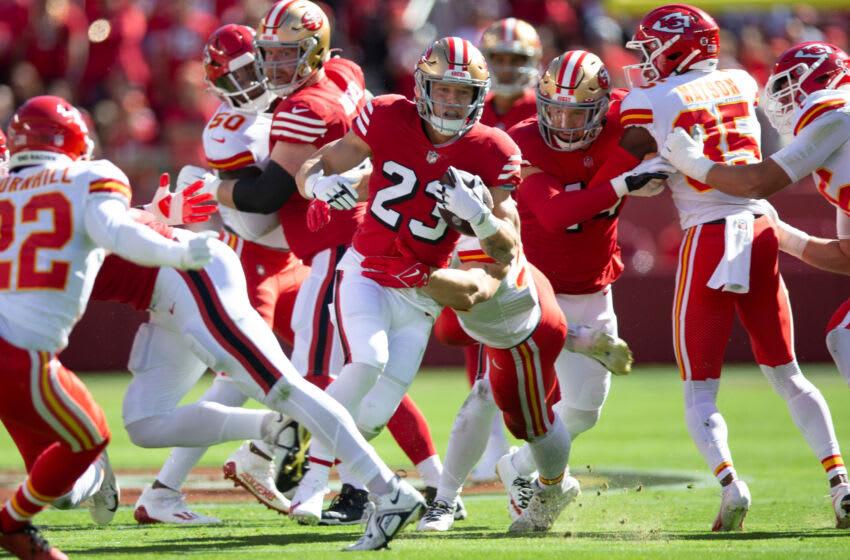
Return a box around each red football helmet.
[624,4,719,88]
[204,24,272,113]
[7,96,93,166]
[0,129,7,174]
[765,42,850,134]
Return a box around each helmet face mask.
[7,96,94,166]
[623,3,719,88]
[764,42,850,135]
[536,50,611,151]
[415,37,490,139]
[204,24,272,113]
[255,0,330,98]
[480,18,541,95]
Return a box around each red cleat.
[0,524,68,560]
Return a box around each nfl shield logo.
[426,150,438,164]
[584,156,594,168]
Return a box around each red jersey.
[269,58,367,262]
[351,95,522,268]
[90,211,174,311]
[512,90,628,294]
[480,88,537,131]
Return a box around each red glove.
[361,240,430,289]
[148,173,218,225]
[306,198,331,232]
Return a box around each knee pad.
[357,373,409,436]
[125,415,168,448]
[760,361,811,401]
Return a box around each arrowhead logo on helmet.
[652,12,692,34]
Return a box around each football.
[437,167,476,235]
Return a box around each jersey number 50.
[0,192,72,290]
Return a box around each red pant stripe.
[673,226,699,381]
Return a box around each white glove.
[611,156,676,198]
[661,127,715,183]
[305,170,359,210]
[176,231,216,270]
[565,324,633,376]
[761,202,810,258]
[437,166,499,238]
[177,165,221,199]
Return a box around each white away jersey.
[203,103,287,249]
[452,237,541,349]
[621,69,771,229]
[0,159,132,352]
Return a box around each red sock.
[387,394,437,465]
[1,441,106,532]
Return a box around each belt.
[704,214,763,226]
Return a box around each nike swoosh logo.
[211,137,226,143]
[388,487,402,505]
[290,107,310,114]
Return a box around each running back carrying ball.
[438,166,493,235]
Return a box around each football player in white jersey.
[661,40,850,527]
[134,23,310,523]
[0,96,214,560]
[618,4,849,531]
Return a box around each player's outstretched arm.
[85,197,213,270]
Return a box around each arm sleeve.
[84,197,186,269]
[521,172,621,232]
[770,111,850,182]
[230,159,299,213]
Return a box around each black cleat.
[320,483,369,526]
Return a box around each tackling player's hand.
[661,127,715,182]
[306,199,331,232]
[305,170,358,210]
[177,231,216,270]
[361,239,430,289]
[611,156,675,197]
[762,202,810,259]
[145,173,218,225]
[177,165,221,199]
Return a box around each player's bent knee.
[125,415,170,448]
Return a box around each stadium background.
[0,0,844,369]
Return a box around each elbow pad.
[232,160,299,213]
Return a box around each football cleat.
[320,483,369,526]
[87,450,120,525]
[509,475,580,532]
[134,483,221,525]
[289,474,329,526]
[0,524,68,560]
[269,418,311,494]
[830,482,850,528]
[416,499,456,532]
[712,479,750,531]
[496,450,535,521]
[344,479,425,551]
[223,441,291,514]
[422,486,466,521]
[566,325,633,375]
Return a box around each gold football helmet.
[254,0,330,97]
[480,18,541,95]
[536,50,611,151]
[414,37,490,138]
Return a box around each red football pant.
[0,336,109,531]
[673,216,794,381]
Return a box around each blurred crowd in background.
[0,0,846,274]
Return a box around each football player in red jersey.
[288,36,523,522]
[172,1,444,525]
[619,4,849,530]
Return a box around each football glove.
[437,166,499,238]
[177,231,216,270]
[661,127,715,183]
[177,165,221,199]
[306,199,331,232]
[361,239,430,289]
[611,156,676,198]
[144,173,218,225]
[305,170,359,210]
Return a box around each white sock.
[527,417,571,482]
[440,378,498,497]
[762,362,844,476]
[683,379,736,482]
[416,455,443,489]
[53,459,104,510]
[827,327,850,387]
[511,443,538,477]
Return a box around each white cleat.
[712,479,750,531]
[830,482,850,528]
[417,499,456,532]
[87,451,120,525]
[134,483,221,525]
[223,441,291,514]
[566,325,633,375]
[289,476,329,526]
[344,479,425,551]
[496,450,535,522]
[509,475,580,532]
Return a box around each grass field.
[2,364,850,558]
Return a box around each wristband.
[779,222,810,259]
[304,171,322,199]
[470,211,500,239]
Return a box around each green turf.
[3,364,850,558]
